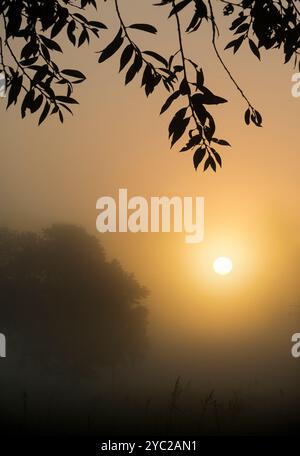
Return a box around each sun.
[213,257,233,276]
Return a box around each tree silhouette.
[0,0,299,171]
[0,224,148,377]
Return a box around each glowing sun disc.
[213,257,233,276]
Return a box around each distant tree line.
[0,224,148,378]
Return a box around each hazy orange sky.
[0,0,299,345]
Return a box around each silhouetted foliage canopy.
[0,225,148,377]
[0,0,299,171]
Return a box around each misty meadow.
[1,223,300,436]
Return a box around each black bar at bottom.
[0,436,298,455]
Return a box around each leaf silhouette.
[98,28,123,63]
[125,52,143,85]
[119,44,134,72]
[160,90,180,114]
[193,147,206,170]
[249,39,261,60]
[128,24,157,34]
[143,50,168,67]
[169,0,192,18]
[61,69,86,80]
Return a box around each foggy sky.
[0,0,299,346]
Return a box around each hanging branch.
[207,0,262,127]
[0,0,298,171]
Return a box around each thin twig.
[172,0,204,133]
[114,0,153,68]
[208,0,254,109]
[114,0,171,82]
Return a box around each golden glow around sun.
[213,257,233,276]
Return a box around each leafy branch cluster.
[0,0,105,124]
[0,0,299,171]
[224,0,299,66]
